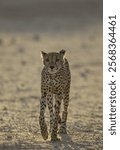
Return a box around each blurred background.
[0,0,103,149]
[0,0,102,32]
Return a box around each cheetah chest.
[43,74,66,93]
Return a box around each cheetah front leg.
[51,94,62,141]
[59,89,70,134]
[39,95,48,140]
[46,94,54,133]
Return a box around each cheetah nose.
[50,66,54,69]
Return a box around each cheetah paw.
[58,128,67,134]
[51,137,60,142]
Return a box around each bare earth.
[0,0,102,149]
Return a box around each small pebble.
[3,106,7,111]
[18,47,25,53]
[7,135,12,140]
[21,60,27,66]
[33,34,40,41]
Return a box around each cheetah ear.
[59,49,66,56]
[41,51,47,58]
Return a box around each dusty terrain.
[0,0,102,149]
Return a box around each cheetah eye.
[56,59,60,62]
[46,58,49,62]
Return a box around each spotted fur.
[39,50,71,141]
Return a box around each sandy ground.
[0,0,102,149]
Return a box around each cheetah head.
[41,50,65,74]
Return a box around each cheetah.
[39,50,71,141]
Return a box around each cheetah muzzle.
[39,49,71,141]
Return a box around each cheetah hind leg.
[51,115,61,140]
[49,115,61,133]
[58,111,68,134]
[59,88,70,134]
